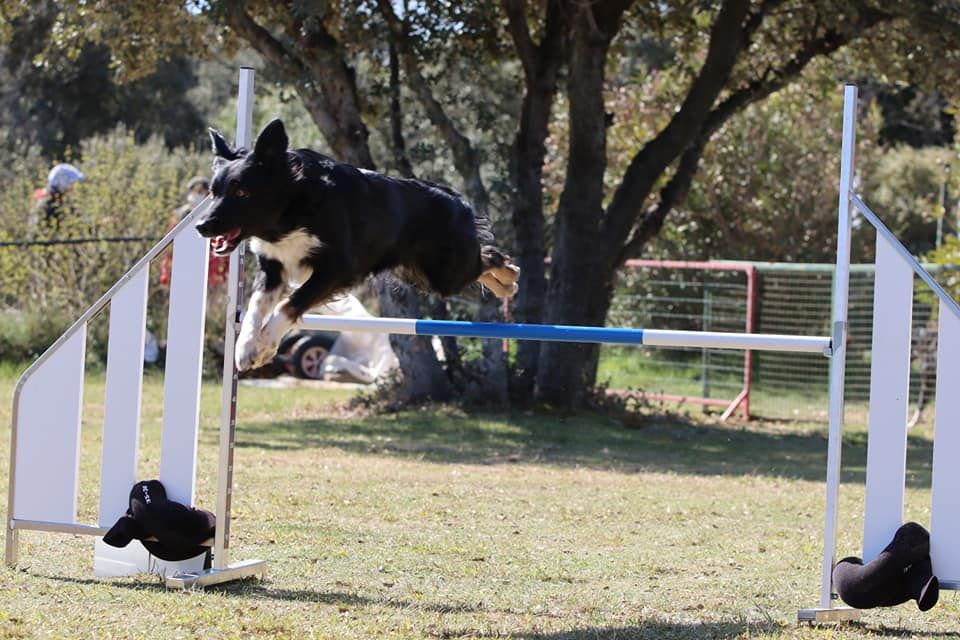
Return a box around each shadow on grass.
[34,572,507,615]
[233,583,498,614]
[490,623,960,639]
[36,574,960,638]
[844,623,960,638]
[469,621,782,639]
[235,408,935,486]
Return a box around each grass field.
[0,367,957,639]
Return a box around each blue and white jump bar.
[301,315,832,354]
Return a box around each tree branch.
[229,9,374,168]
[615,5,896,263]
[388,39,415,179]
[501,0,569,386]
[600,0,752,249]
[226,10,340,147]
[706,9,890,140]
[617,138,706,263]
[501,0,537,80]
[502,0,568,88]
[226,10,303,84]
[376,0,489,215]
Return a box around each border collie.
[196,119,520,372]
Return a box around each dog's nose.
[195,217,214,236]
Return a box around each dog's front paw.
[235,332,264,371]
[249,338,280,370]
[246,309,292,370]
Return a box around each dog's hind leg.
[478,245,520,299]
[477,272,517,298]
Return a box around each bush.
[0,307,75,364]
[0,126,213,365]
[861,145,955,256]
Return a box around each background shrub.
[0,126,212,367]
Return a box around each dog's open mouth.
[211,228,242,255]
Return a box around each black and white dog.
[196,119,520,372]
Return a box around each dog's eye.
[234,187,249,199]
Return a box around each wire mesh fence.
[601,261,753,417]
[599,260,953,423]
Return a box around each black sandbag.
[832,522,938,611]
[103,480,215,562]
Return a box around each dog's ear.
[209,129,237,160]
[253,119,289,164]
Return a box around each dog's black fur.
[196,119,519,371]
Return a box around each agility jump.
[799,84,960,622]
[5,71,958,618]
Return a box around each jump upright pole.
[820,83,857,611]
[214,66,253,573]
[798,83,859,624]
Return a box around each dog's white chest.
[250,229,322,286]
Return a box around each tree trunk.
[508,128,549,397]
[534,5,619,407]
[473,294,509,405]
[227,10,374,169]
[375,276,451,402]
[534,253,614,406]
[377,0,508,405]
[502,0,567,397]
[377,36,454,403]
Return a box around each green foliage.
[602,65,864,262]
[623,66,955,263]
[0,126,211,363]
[568,58,956,265]
[41,1,209,83]
[861,144,956,256]
[0,3,217,158]
[918,149,960,300]
[0,306,72,364]
[924,237,960,301]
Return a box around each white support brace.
[862,234,914,561]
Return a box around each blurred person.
[175,175,211,220]
[32,163,85,228]
[160,176,228,287]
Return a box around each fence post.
[742,265,757,420]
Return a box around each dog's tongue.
[212,228,241,254]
